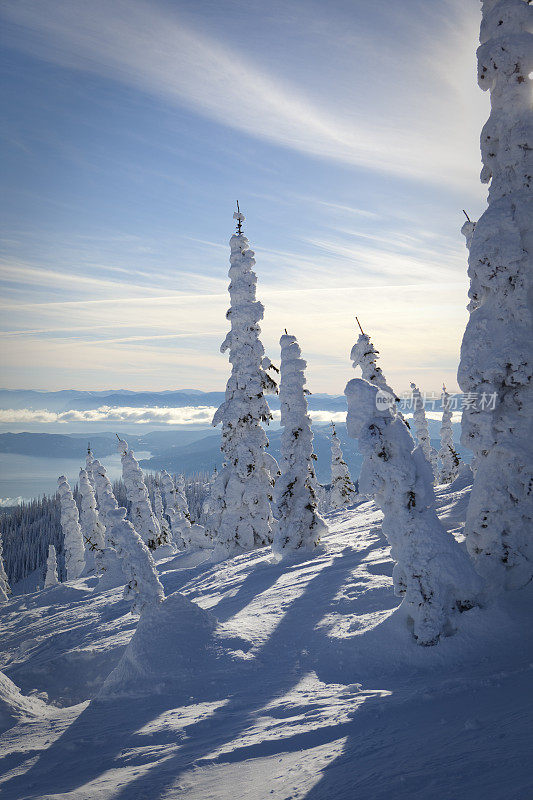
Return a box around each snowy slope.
[0,481,531,800]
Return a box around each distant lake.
[0,451,151,504]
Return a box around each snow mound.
[0,671,47,733]
[99,591,217,699]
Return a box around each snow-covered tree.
[458,0,533,591]
[85,444,95,487]
[438,386,460,484]
[273,333,326,555]
[44,545,59,588]
[160,471,210,550]
[92,459,129,589]
[153,482,173,552]
[92,459,163,612]
[118,437,164,551]
[350,330,397,399]
[329,423,357,508]
[57,475,85,580]
[345,378,482,646]
[0,529,11,603]
[79,468,105,573]
[410,382,439,477]
[208,210,279,558]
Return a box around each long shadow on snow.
[1,543,373,800]
[108,544,376,800]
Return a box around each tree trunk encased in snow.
[273,334,326,555]
[329,423,357,508]
[0,530,10,603]
[79,468,105,574]
[208,215,279,558]
[345,378,482,646]
[410,382,439,478]
[92,459,164,612]
[57,475,85,581]
[438,386,460,484]
[458,0,533,591]
[44,545,59,588]
[117,437,164,551]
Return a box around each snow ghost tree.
[438,386,460,484]
[118,437,164,551]
[92,459,164,612]
[410,382,438,477]
[458,0,533,590]
[44,545,59,588]
[345,378,482,646]
[159,471,211,550]
[86,444,95,487]
[0,530,10,603]
[329,423,357,508]
[92,459,131,589]
[57,475,85,580]
[79,468,105,573]
[350,330,397,399]
[208,209,279,558]
[273,334,326,555]
[153,482,174,552]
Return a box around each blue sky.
[0,0,489,395]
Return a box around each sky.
[0,0,490,396]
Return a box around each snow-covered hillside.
[0,479,531,800]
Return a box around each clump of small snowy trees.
[458,0,533,591]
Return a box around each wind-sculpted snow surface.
[330,423,357,508]
[57,475,85,581]
[118,437,164,551]
[208,215,279,557]
[273,334,326,555]
[0,491,531,800]
[79,468,105,574]
[345,378,482,645]
[458,0,533,591]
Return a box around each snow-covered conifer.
[350,330,397,399]
[86,444,95,487]
[329,423,357,508]
[79,468,105,573]
[153,482,173,551]
[160,471,210,550]
[410,382,438,477]
[92,459,128,589]
[57,475,85,580]
[438,386,460,484]
[92,459,163,612]
[44,545,59,588]
[273,334,326,555]
[0,530,11,603]
[458,0,533,590]
[118,437,164,551]
[208,210,279,557]
[344,378,482,646]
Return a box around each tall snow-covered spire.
[438,386,459,484]
[57,475,85,580]
[79,468,105,573]
[273,333,326,555]
[458,0,533,590]
[208,208,279,558]
[350,319,397,399]
[86,443,95,487]
[329,423,357,509]
[410,382,438,477]
[345,378,482,646]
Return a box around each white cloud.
[1,0,487,191]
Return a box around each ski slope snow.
[0,479,531,800]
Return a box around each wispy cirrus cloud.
[1,0,487,190]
